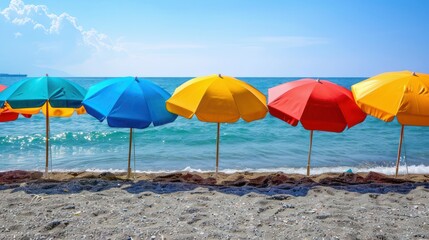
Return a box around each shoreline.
[2,169,429,184]
[2,163,429,176]
[1,170,429,239]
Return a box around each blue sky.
[0,0,428,77]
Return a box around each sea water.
[1,77,429,175]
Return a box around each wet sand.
[0,170,428,239]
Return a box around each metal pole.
[216,122,220,174]
[307,130,313,176]
[395,125,405,177]
[45,103,50,178]
[127,128,133,179]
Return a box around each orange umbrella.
[352,70,429,176]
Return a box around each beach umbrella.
[0,106,32,122]
[166,74,268,173]
[0,109,30,122]
[0,84,31,122]
[352,70,429,176]
[82,77,177,178]
[0,75,86,177]
[268,78,366,176]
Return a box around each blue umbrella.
[83,77,177,177]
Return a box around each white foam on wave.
[220,165,429,175]
[21,164,429,175]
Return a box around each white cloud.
[33,23,44,30]
[0,0,332,76]
[0,0,120,51]
[11,16,31,25]
[0,0,127,76]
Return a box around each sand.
[0,170,428,239]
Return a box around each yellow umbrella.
[166,74,267,173]
[352,70,429,176]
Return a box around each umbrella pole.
[216,122,220,174]
[395,125,405,177]
[127,128,133,179]
[44,103,50,178]
[307,130,313,176]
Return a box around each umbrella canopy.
[166,74,267,123]
[83,77,177,178]
[0,75,87,176]
[0,85,31,122]
[268,78,366,175]
[352,70,429,176]
[352,70,429,125]
[0,76,86,117]
[166,74,268,173]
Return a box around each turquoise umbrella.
[82,77,177,178]
[0,75,87,177]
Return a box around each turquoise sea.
[1,76,429,175]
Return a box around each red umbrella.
[268,78,366,175]
[0,85,31,122]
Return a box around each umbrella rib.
[194,79,220,120]
[269,79,313,104]
[107,81,151,127]
[0,78,47,108]
[393,78,411,118]
[322,85,349,129]
[85,79,129,119]
[353,74,413,99]
[143,81,176,126]
[138,81,154,127]
[230,80,268,122]
[298,83,333,129]
[233,79,267,106]
[169,78,214,119]
[354,80,405,116]
[358,101,396,122]
[283,82,316,122]
[332,97,348,129]
[223,80,242,120]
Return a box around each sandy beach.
[0,171,428,239]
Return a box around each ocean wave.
[0,131,132,145]
[4,164,429,175]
